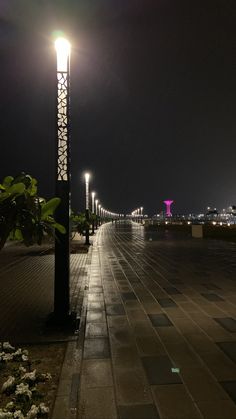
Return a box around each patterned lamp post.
[54,37,71,319]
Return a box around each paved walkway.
[53,221,236,419]
[0,241,88,342]
[1,223,236,418]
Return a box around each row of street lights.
[83,172,123,228]
[130,207,144,223]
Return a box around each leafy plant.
[0,173,65,250]
[71,212,90,236]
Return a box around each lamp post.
[91,191,95,234]
[140,207,143,224]
[54,37,71,320]
[85,173,90,245]
[98,204,101,226]
[95,199,98,229]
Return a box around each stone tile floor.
[1,222,236,418]
[74,222,236,419]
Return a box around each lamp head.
[55,37,71,72]
[84,173,90,182]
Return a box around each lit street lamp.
[95,199,98,215]
[84,173,90,245]
[91,191,95,213]
[54,37,71,321]
[91,191,95,234]
[140,207,143,224]
[95,199,99,229]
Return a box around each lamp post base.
[46,311,79,333]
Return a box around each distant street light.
[91,191,95,234]
[95,199,99,229]
[140,207,143,224]
[98,204,101,226]
[84,173,90,245]
[91,192,95,213]
[54,37,71,321]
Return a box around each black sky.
[1,0,236,215]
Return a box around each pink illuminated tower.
[164,200,174,217]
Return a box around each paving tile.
[163,286,181,295]
[164,342,200,368]
[142,302,163,314]
[220,381,236,403]
[124,300,141,310]
[152,384,202,419]
[217,341,236,363]
[85,322,108,338]
[118,404,160,419]
[105,296,122,304]
[202,283,221,290]
[141,355,182,385]
[197,399,236,419]
[111,345,141,368]
[178,301,199,313]
[87,293,104,302]
[135,336,166,356]
[114,366,152,404]
[214,317,236,332]
[126,309,147,323]
[106,304,125,315]
[88,286,103,293]
[83,338,110,359]
[87,301,105,311]
[200,350,236,381]
[180,365,231,401]
[79,386,117,419]
[86,310,106,323]
[184,332,220,354]
[148,313,173,327]
[201,293,224,302]
[109,326,134,346]
[107,315,129,328]
[132,320,157,337]
[157,298,177,307]
[157,327,184,344]
[81,359,113,388]
[121,292,137,300]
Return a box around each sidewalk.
[53,222,236,419]
[1,224,236,418]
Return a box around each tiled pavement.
[2,223,236,418]
[0,242,88,341]
[69,222,236,419]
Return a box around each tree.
[0,173,65,251]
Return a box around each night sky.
[1,1,236,215]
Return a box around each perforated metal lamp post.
[54,37,71,320]
[85,173,90,245]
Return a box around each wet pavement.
[72,222,236,419]
[1,222,236,418]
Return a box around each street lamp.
[140,207,143,224]
[84,173,90,245]
[95,199,99,229]
[91,191,95,234]
[54,37,71,321]
[91,191,95,213]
